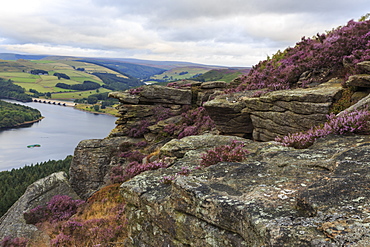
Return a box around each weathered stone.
[297,68,330,86]
[120,134,370,247]
[200,81,227,89]
[255,81,343,103]
[110,85,192,105]
[337,92,370,116]
[0,172,79,242]
[357,61,370,73]
[69,136,140,199]
[204,96,253,136]
[346,74,370,87]
[160,133,250,158]
[139,85,192,105]
[230,83,337,139]
[249,110,327,141]
[109,91,140,104]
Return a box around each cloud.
[0,0,367,66]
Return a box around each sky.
[0,0,368,67]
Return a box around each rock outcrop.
[108,82,226,137]
[0,172,79,242]
[120,134,370,246]
[69,136,141,200]
[204,80,344,141]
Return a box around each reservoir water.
[0,100,117,171]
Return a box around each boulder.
[138,85,192,105]
[120,134,370,246]
[346,74,370,87]
[203,95,253,137]
[357,61,370,73]
[200,81,227,89]
[0,172,79,243]
[160,133,250,158]
[205,81,343,141]
[108,91,140,104]
[69,136,139,200]
[110,85,192,105]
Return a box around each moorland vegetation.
[1,15,370,246]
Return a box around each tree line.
[0,78,32,102]
[55,81,101,91]
[74,91,118,107]
[0,100,42,129]
[0,156,72,217]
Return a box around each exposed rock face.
[346,74,370,87]
[109,82,226,137]
[110,85,193,105]
[204,81,343,141]
[357,61,370,73]
[69,136,140,200]
[0,172,79,241]
[202,96,253,137]
[120,134,370,247]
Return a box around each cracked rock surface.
[120,134,370,246]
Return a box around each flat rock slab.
[120,134,370,246]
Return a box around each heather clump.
[128,86,143,95]
[200,140,249,167]
[24,195,85,225]
[233,18,370,93]
[163,106,215,139]
[275,109,370,148]
[124,160,168,180]
[26,185,127,247]
[127,120,150,138]
[0,236,28,247]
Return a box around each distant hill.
[0,53,250,90]
[0,59,143,100]
[77,58,166,80]
[111,57,225,70]
[192,68,251,83]
[148,66,215,83]
[0,53,48,61]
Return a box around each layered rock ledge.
[204,80,344,141]
[120,134,370,246]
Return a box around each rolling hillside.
[0,59,142,100]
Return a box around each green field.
[0,59,118,94]
[51,88,111,100]
[150,67,212,81]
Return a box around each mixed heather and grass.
[275,109,370,149]
[231,18,370,93]
[19,185,127,247]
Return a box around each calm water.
[0,100,117,171]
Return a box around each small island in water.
[27,144,41,148]
[0,100,43,129]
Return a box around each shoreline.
[73,104,117,117]
[31,98,116,117]
[0,117,45,131]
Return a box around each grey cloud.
[0,0,368,67]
